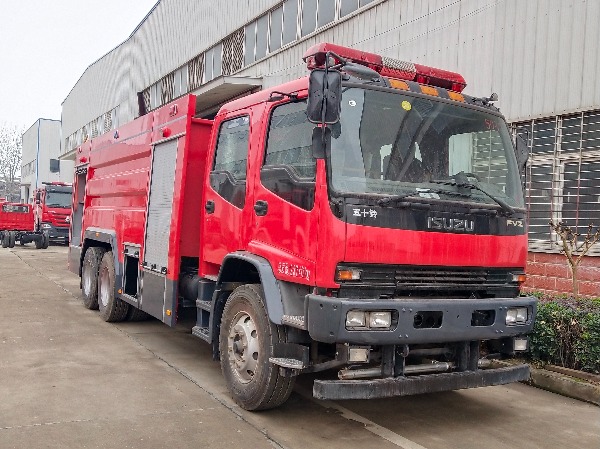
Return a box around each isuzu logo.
[427,216,475,232]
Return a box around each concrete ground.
[1,245,599,449]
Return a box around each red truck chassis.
[0,201,49,249]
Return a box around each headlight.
[41,223,52,229]
[346,310,366,328]
[346,310,393,330]
[369,311,392,328]
[506,307,528,325]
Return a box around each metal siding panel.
[582,0,600,108]
[143,139,178,271]
[555,0,575,113]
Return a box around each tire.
[8,231,16,248]
[219,284,295,411]
[34,235,43,249]
[1,233,8,248]
[41,232,49,249]
[81,247,106,310]
[126,306,150,321]
[98,251,129,322]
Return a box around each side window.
[261,101,316,211]
[210,115,250,208]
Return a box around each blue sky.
[0,0,158,129]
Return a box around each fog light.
[369,311,392,329]
[348,347,370,363]
[514,337,528,352]
[346,310,366,328]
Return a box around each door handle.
[205,200,215,214]
[254,200,268,216]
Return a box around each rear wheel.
[1,233,8,248]
[98,251,129,322]
[219,284,295,410]
[8,231,16,248]
[81,247,105,309]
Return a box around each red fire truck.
[69,43,536,410]
[33,181,72,243]
[1,200,49,248]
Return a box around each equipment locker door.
[140,138,179,323]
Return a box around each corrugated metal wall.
[61,0,600,152]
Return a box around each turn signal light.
[336,268,361,281]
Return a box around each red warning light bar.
[303,42,466,93]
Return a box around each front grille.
[337,264,519,298]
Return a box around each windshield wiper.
[377,188,470,206]
[428,174,516,215]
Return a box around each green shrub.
[528,295,600,374]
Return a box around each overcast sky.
[0,0,158,130]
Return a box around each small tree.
[0,123,23,201]
[549,220,600,298]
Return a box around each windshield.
[329,87,524,208]
[46,191,72,208]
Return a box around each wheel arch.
[81,228,121,284]
[215,252,284,325]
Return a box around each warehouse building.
[21,119,73,203]
[59,0,600,296]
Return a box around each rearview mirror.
[515,135,529,176]
[307,69,342,124]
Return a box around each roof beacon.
[303,42,466,93]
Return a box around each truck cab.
[34,182,72,243]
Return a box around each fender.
[216,251,284,324]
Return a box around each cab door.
[248,100,319,285]
[202,113,253,274]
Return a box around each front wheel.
[219,284,295,411]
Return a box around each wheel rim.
[227,311,260,384]
[99,266,110,308]
[82,263,92,296]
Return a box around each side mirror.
[35,192,41,202]
[311,127,331,159]
[35,200,40,205]
[515,135,529,176]
[307,69,342,124]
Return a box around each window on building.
[317,0,336,28]
[173,66,188,97]
[269,6,283,52]
[514,110,600,255]
[301,0,318,37]
[282,0,299,46]
[204,44,223,83]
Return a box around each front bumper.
[313,364,530,400]
[306,295,537,344]
[42,223,69,240]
